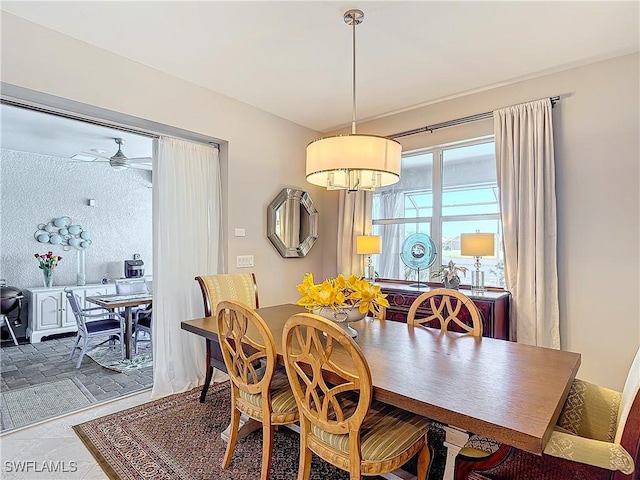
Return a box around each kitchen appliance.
[124,259,144,278]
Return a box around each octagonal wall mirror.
[267,188,318,258]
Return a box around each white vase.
[76,249,86,286]
[313,306,365,338]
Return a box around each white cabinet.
[25,283,116,343]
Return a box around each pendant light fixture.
[305,9,402,192]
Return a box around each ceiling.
[1,104,153,169]
[2,1,638,135]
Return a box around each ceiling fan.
[74,138,152,170]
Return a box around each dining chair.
[407,288,483,478]
[371,302,386,320]
[65,289,125,368]
[282,312,431,480]
[407,288,483,336]
[216,300,298,480]
[195,273,259,402]
[114,278,151,328]
[133,304,152,354]
[454,346,640,480]
[114,278,149,295]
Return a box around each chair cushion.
[458,434,502,458]
[238,370,297,415]
[557,378,621,442]
[310,399,430,462]
[85,319,122,333]
[544,429,634,474]
[136,316,152,329]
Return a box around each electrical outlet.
[236,255,254,268]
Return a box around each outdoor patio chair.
[66,289,125,369]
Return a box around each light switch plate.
[236,255,254,268]
[234,228,246,237]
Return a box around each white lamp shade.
[356,235,382,255]
[461,233,495,257]
[306,134,401,190]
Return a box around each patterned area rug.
[2,378,94,429]
[87,342,152,373]
[74,382,421,480]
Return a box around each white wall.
[334,53,639,391]
[0,149,153,287]
[1,13,329,308]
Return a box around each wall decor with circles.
[34,217,92,250]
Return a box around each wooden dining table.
[181,303,581,480]
[86,293,153,359]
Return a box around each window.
[371,137,504,287]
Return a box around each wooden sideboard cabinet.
[376,281,510,340]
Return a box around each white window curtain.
[494,98,560,348]
[151,136,223,398]
[376,191,404,279]
[337,190,372,276]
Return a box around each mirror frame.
[267,187,318,258]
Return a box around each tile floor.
[1,333,153,433]
[0,389,152,479]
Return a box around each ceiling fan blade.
[77,151,111,161]
[131,163,153,171]
[126,157,153,164]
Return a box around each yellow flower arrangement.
[296,273,389,315]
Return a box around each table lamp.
[461,232,495,293]
[356,235,382,282]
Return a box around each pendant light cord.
[351,18,357,135]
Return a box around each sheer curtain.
[377,191,403,279]
[494,98,560,348]
[337,190,372,276]
[151,136,222,398]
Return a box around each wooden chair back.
[408,288,483,337]
[216,300,275,399]
[372,303,386,320]
[283,312,372,437]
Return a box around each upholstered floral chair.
[455,347,640,479]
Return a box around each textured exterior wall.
[1,149,152,289]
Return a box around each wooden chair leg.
[222,403,241,469]
[297,431,312,480]
[200,341,213,403]
[261,423,274,480]
[416,435,431,480]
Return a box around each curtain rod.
[1,98,221,149]
[1,98,159,139]
[388,96,560,139]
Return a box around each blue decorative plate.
[400,233,437,270]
